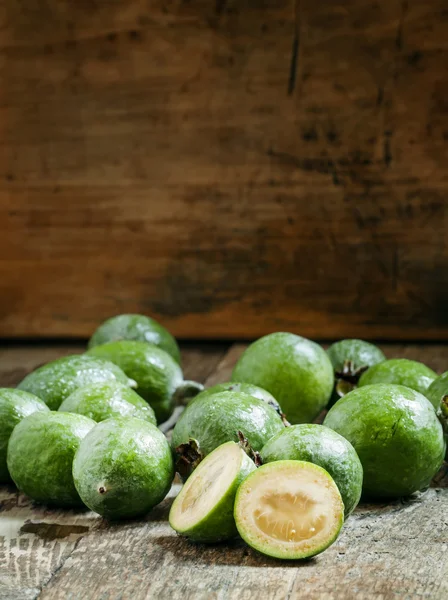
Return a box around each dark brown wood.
[0,342,447,599]
[1,1,448,340]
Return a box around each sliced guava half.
[234,460,344,560]
[169,441,256,542]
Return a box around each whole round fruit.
[358,358,436,397]
[260,424,362,516]
[169,441,255,542]
[327,339,386,401]
[171,391,285,468]
[88,314,181,364]
[234,460,344,560]
[17,354,134,410]
[59,381,156,425]
[426,372,448,410]
[324,384,445,499]
[87,341,203,423]
[0,389,49,483]
[193,382,286,421]
[73,417,174,519]
[7,411,95,506]
[231,333,334,424]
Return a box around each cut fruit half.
[234,460,344,560]
[169,441,256,542]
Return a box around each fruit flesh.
[171,391,286,461]
[231,333,334,424]
[260,424,363,517]
[17,355,133,410]
[170,441,256,542]
[234,461,344,559]
[324,384,445,498]
[58,381,156,425]
[0,389,49,483]
[73,417,174,519]
[358,359,436,397]
[88,314,181,364]
[87,341,187,423]
[7,411,95,506]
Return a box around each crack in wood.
[288,0,301,95]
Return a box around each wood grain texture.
[0,1,448,340]
[0,342,447,599]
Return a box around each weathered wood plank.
[0,343,447,600]
[1,1,448,340]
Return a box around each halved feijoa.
[169,441,256,542]
[234,460,344,560]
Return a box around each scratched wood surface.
[0,342,447,600]
[1,1,448,340]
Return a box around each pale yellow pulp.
[172,443,241,530]
[238,465,342,553]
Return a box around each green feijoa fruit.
[59,381,156,425]
[426,373,448,456]
[171,391,285,472]
[324,384,445,499]
[192,382,287,422]
[231,333,334,424]
[88,314,181,365]
[17,354,134,410]
[73,417,174,520]
[169,441,256,542]
[7,411,95,506]
[234,460,344,560]
[0,389,49,483]
[327,339,386,401]
[358,359,436,396]
[426,372,448,410]
[260,424,362,517]
[87,341,203,423]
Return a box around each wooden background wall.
[1,0,447,340]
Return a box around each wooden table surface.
[1,342,447,600]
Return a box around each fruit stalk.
[173,381,205,405]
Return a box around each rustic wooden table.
[1,342,447,600]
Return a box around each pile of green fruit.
[1,316,446,562]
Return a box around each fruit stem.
[173,381,204,406]
[175,439,204,480]
[438,395,448,433]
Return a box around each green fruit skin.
[59,381,156,425]
[17,355,133,411]
[0,389,49,483]
[7,411,95,506]
[73,417,174,519]
[358,359,436,397]
[234,460,344,560]
[170,442,256,542]
[87,341,184,423]
[231,333,334,424]
[88,314,181,365]
[324,384,445,499]
[327,339,386,372]
[192,382,283,415]
[172,391,285,458]
[260,424,363,517]
[426,373,448,456]
[426,372,448,410]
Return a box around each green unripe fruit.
[358,359,436,397]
